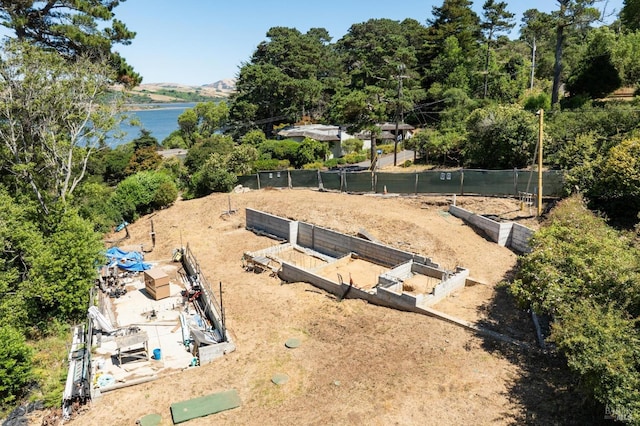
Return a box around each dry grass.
[58,190,584,425]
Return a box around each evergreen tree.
[550,1,601,105]
[0,0,140,86]
[480,0,515,98]
[424,0,481,63]
[621,0,640,30]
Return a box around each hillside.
[62,190,592,426]
[121,79,236,103]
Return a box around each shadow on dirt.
[474,268,610,425]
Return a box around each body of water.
[108,102,196,147]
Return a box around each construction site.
[58,189,591,426]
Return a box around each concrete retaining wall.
[280,262,424,313]
[449,205,510,246]
[448,205,533,253]
[280,262,342,295]
[198,342,236,365]
[297,222,437,268]
[509,223,533,254]
[380,261,445,287]
[412,262,446,279]
[377,286,424,309]
[247,243,292,257]
[424,267,469,306]
[245,209,291,240]
[382,261,413,281]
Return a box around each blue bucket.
[153,348,161,360]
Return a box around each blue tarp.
[115,221,129,232]
[106,247,143,261]
[105,247,150,271]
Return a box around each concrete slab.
[92,273,198,391]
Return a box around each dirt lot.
[64,190,589,425]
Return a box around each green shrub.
[324,158,346,168]
[162,131,187,149]
[509,194,640,422]
[253,159,290,171]
[72,182,119,232]
[344,153,367,164]
[110,171,178,221]
[152,181,178,209]
[0,325,33,407]
[302,161,324,170]
[342,138,363,154]
[377,143,395,154]
[258,139,299,166]
[190,153,238,196]
[29,321,69,408]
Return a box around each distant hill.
[202,79,236,93]
[121,79,236,103]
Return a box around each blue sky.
[113,0,621,85]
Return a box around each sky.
[80,0,626,86]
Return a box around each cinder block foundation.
[244,209,469,314]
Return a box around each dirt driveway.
[65,190,587,425]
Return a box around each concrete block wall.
[296,222,350,258]
[449,205,534,252]
[280,262,341,295]
[297,222,436,268]
[384,261,413,280]
[198,342,236,365]
[376,286,424,309]
[379,261,447,288]
[423,267,469,306]
[449,205,510,246]
[509,223,533,253]
[412,262,446,279]
[280,262,428,313]
[245,243,292,258]
[377,274,400,288]
[245,208,291,240]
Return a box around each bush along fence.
[236,169,565,197]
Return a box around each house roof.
[277,124,341,142]
[379,131,396,140]
[379,122,415,131]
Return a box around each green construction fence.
[236,168,565,197]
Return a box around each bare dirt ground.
[63,190,590,425]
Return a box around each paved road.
[356,150,415,169]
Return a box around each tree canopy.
[0,0,140,86]
[0,40,126,215]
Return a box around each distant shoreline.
[124,102,197,112]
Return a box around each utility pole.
[537,109,544,216]
[394,63,407,167]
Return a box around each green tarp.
[138,413,162,426]
[258,171,288,188]
[290,169,319,188]
[462,169,516,196]
[236,169,565,197]
[170,389,241,424]
[319,171,341,191]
